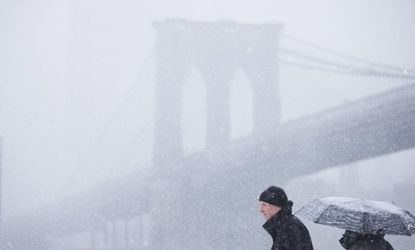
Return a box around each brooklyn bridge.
[2,19,415,249]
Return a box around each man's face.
[259,201,281,220]
[339,230,362,249]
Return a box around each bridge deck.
[3,83,415,246]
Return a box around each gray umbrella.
[295,197,415,236]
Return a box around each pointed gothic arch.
[181,66,207,156]
[230,69,254,140]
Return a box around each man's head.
[259,186,288,220]
[339,230,363,249]
[259,186,288,207]
[259,201,281,220]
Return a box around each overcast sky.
[1,0,414,235]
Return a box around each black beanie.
[259,186,288,207]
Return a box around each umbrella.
[295,197,415,236]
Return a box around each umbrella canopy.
[295,197,415,236]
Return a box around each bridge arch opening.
[230,69,254,140]
[181,66,207,156]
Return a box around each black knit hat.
[259,186,288,207]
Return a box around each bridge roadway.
[3,83,415,249]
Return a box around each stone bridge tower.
[153,19,283,169]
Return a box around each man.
[339,230,394,250]
[259,186,314,250]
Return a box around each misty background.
[1,0,415,249]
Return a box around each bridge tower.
[153,19,283,169]
[150,19,283,249]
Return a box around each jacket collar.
[262,209,291,233]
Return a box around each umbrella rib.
[397,213,411,236]
[406,211,415,234]
[362,212,369,233]
[314,204,335,224]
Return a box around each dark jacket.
[263,209,314,250]
[349,238,394,250]
[340,231,394,250]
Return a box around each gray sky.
[1,0,414,228]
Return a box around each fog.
[1,0,415,249]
